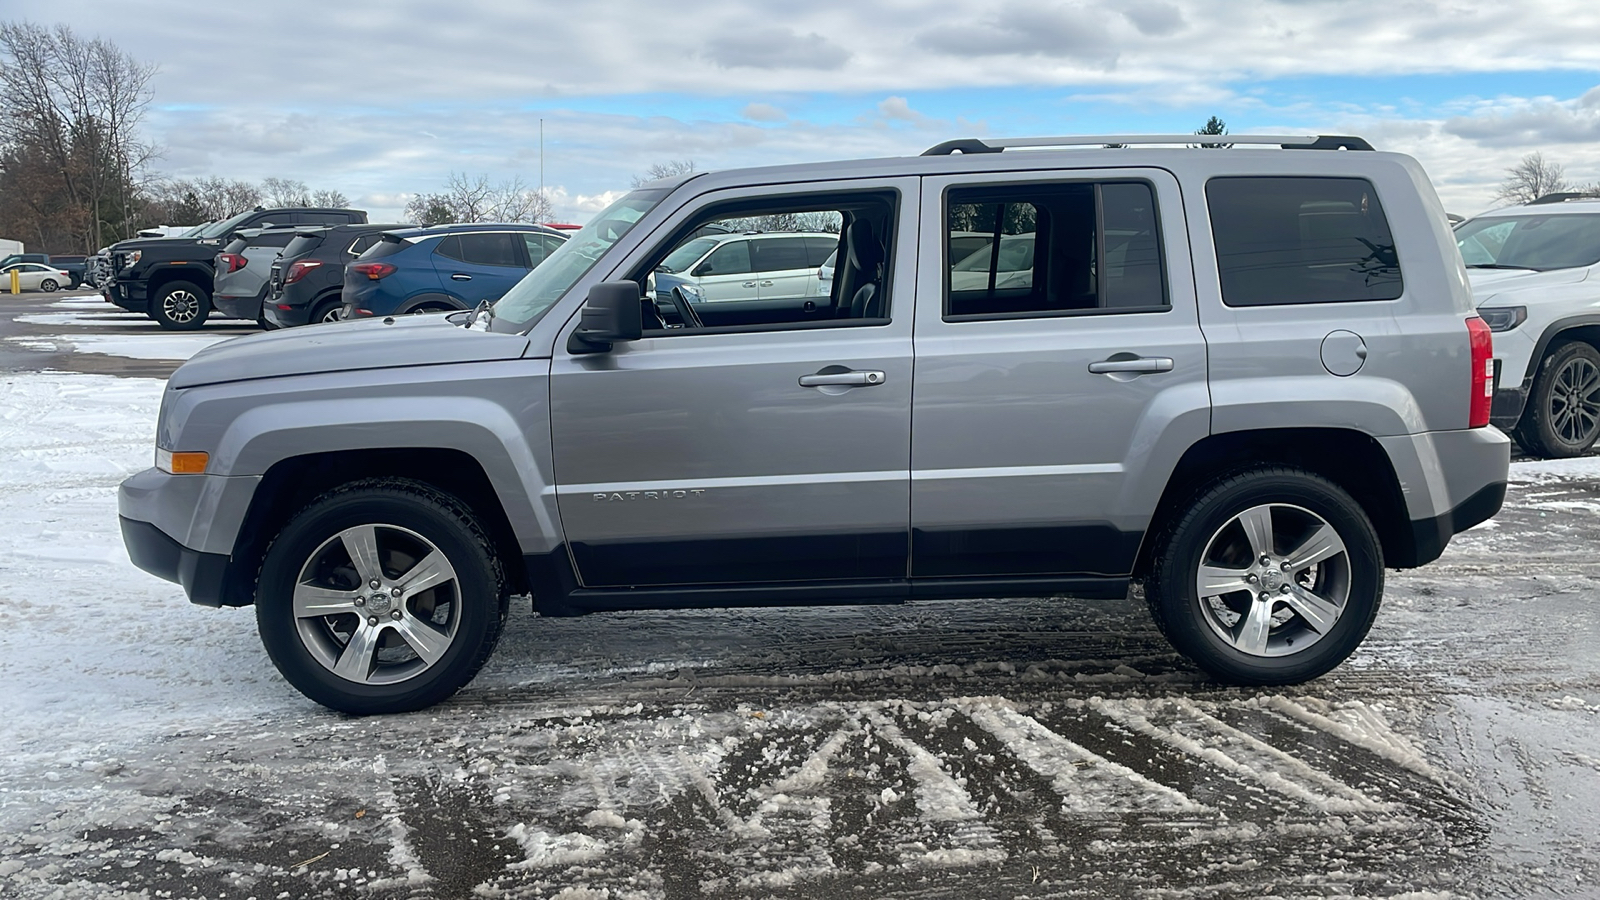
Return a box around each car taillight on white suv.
[1467,316,1493,428]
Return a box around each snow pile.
[10,331,235,361]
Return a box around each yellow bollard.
[9,268,17,295]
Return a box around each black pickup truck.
[105,206,366,329]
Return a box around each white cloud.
[877,96,925,123]
[741,102,788,122]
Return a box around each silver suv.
[119,134,1510,714]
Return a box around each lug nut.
[1281,561,1291,571]
[369,579,380,590]
[390,610,402,620]
[1259,592,1270,602]
[1246,573,1258,584]
[391,587,402,597]
[354,596,365,607]
[367,616,379,627]
[1260,554,1271,565]
[1280,584,1291,594]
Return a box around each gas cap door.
[1320,330,1368,377]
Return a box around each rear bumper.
[1406,480,1506,568]
[1381,426,1511,568]
[212,291,262,321]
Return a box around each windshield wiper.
[1466,263,1537,270]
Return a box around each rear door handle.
[800,369,886,387]
[1088,356,1173,375]
[760,280,774,286]
[451,273,473,281]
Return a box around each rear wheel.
[1514,341,1600,458]
[152,280,210,330]
[310,299,343,324]
[1144,467,1382,685]
[255,478,507,714]
[40,278,58,292]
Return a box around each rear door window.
[1207,176,1402,306]
[456,232,525,267]
[701,240,752,276]
[347,234,380,256]
[750,237,811,273]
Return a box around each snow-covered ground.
[1,352,1598,896]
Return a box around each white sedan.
[2,262,71,292]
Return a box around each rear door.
[911,169,1209,579]
[434,232,528,302]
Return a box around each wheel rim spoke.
[392,618,450,666]
[1285,584,1341,633]
[396,549,452,598]
[1235,505,1275,557]
[1198,564,1253,597]
[332,623,382,682]
[1236,600,1274,655]
[340,525,383,584]
[294,583,355,618]
[1284,523,1344,571]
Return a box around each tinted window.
[254,231,296,248]
[361,234,414,260]
[285,234,324,258]
[437,233,523,267]
[302,211,354,226]
[804,237,838,267]
[541,234,566,256]
[347,234,379,256]
[522,233,549,266]
[223,237,250,254]
[945,181,1167,318]
[750,237,811,273]
[1207,177,1402,306]
[702,240,751,276]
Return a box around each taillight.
[350,262,395,280]
[1467,316,1493,428]
[218,253,247,273]
[284,260,323,284]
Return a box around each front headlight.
[1478,306,1527,332]
[127,250,142,265]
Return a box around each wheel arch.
[1133,427,1414,580]
[1522,316,1600,388]
[224,448,532,607]
[396,292,468,314]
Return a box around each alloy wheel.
[1549,355,1600,447]
[1194,503,1350,658]
[291,523,461,685]
[163,289,201,324]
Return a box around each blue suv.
[341,223,567,318]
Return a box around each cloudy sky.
[14,0,1600,222]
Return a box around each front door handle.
[451,273,473,281]
[800,369,886,387]
[742,280,757,288]
[1088,356,1174,375]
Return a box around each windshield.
[659,236,720,273]
[489,188,669,333]
[1456,214,1600,270]
[194,210,257,239]
[180,222,213,237]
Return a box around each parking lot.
[2,290,1598,899]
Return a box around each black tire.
[152,280,210,330]
[407,302,452,315]
[40,278,58,292]
[255,478,507,714]
[1513,341,1600,459]
[1144,467,1383,685]
[310,298,343,324]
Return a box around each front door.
[549,180,918,588]
[911,170,1210,579]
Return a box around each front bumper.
[107,277,147,312]
[118,467,262,606]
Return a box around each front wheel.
[152,280,210,330]
[255,478,507,714]
[1144,467,1382,685]
[1514,341,1600,459]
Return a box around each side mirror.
[568,281,643,354]
[692,262,712,277]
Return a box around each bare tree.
[404,172,550,224]
[260,176,311,208]
[311,188,349,208]
[631,160,696,188]
[1495,152,1572,206]
[0,21,155,250]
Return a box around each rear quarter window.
[1207,176,1402,306]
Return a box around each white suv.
[1457,196,1600,457]
[650,231,838,305]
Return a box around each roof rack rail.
[1528,191,1592,205]
[921,134,1374,156]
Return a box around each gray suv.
[119,134,1510,714]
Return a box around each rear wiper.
[1466,263,1536,270]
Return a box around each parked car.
[0,252,50,269]
[262,223,411,327]
[49,255,87,288]
[120,132,1509,714]
[950,232,1035,292]
[340,223,567,320]
[1,261,72,292]
[211,226,306,324]
[105,206,367,330]
[649,231,838,308]
[1455,195,1600,457]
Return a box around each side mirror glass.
[693,263,712,277]
[568,281,643,354]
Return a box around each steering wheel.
[662,286,705,329]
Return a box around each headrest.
[846,220,883,272]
